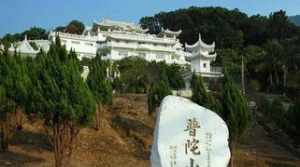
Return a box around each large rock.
[151,96,230,167]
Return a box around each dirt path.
[235,120,300,167]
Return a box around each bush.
[115,57,185,93]
[260,97,272,116]
[271,98,285,119]
[249,80,260,92]
[147,81,171,115]
[286,102,300,135]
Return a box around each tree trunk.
[0,113,10,152]
[53,121,79,167]
[283,65,287,90]
[15,106,24,130]
[95,103,102,131]
[229,141,235,167]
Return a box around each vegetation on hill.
[289,15,300,26]
[190,72,218,111]
[0,50,31,152]
[0,38,98,166]
[220,71,250,167]
[141,9,300,141]
[27,37,96,167]
[55,20,85,35]
[114,57,185,93]
[0,27,48,48]
[147,76,172,115]
[140,7,300,96]
[87,50,113,130]
[0,6,299,166]
[260,96,300,143]
[0,20,86,49]
[190,69,251,166]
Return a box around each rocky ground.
[0,94,299,167]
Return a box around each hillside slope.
[0,94,299,166]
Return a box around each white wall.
[51,33,187,64]
[191,58,201,73]
[191,57,212,73]
[107,48,176,64]
[200,59,211,73]
[55,37,98,59]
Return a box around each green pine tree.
[190,73,219,112]
[87,50,112,130]
[0,52,31,152]
[27,37,96,167]
[147,80,171,115]
[220,70,250,167]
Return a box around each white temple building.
[7,19,223,82]
[186,33,223,78]
[8,35,39,57]
[49,19,188,65]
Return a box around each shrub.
[249,80,260,92]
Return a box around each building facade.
[9,19,223,82]
[49,19,188,65]
[8,35,39,57]
[186,33,223,78]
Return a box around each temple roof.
[9,35,38,55]
[185,33,215,51]
[94,19,148,33]
[187,51,217,61]
[160,28,182,36]
[29,40,51,52]
[185,33,217,61]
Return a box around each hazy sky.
[0,0,299,37]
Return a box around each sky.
[0,0,300,37]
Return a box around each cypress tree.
[220,70,250,167]
[10,54,31,130]
[147,80,171,115]
[87,50,112,130]
[191,73,219,112]
[0,86,14,152]
[0,52,30,152]
[191,72,208,106]
[28,37,96,167]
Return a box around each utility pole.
[241,54,245,95]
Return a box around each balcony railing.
[106,31,177,44]
[211,66,223,73]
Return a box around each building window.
[71,41,80,44]
[85,42,94,46]
[203,63,207,68]
[119,51,128,57]
[156,54,164,59]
